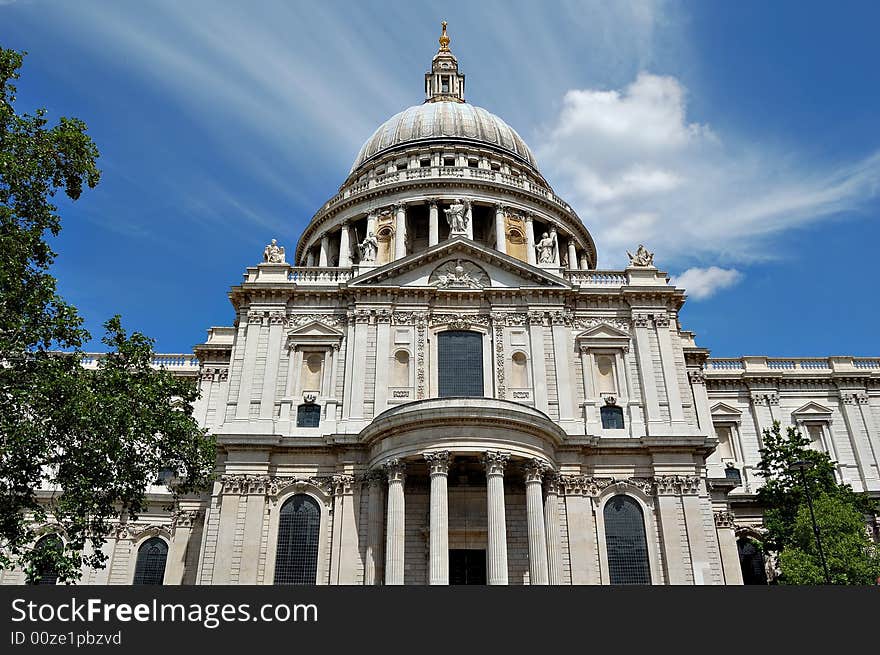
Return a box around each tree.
[754,421,879,584]
[0,47,215,583]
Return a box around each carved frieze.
[171,510,203,530]
[286,313,345,328]
[688,369,706,385]
[632,313,651,329]
[655,475,701,496]
[714,510,736,529]
[653,313,670,329]
[430,313,490,330]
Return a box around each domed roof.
[350,102,538,174]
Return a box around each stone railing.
[565,270,628,287]
[81,353,200,372]
[288,267,354,285]
[704,356,880,375]
[318,165,575,216]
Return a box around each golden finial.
[438,21,451,52]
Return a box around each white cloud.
[536,73,880,268]
[671,266,743,300]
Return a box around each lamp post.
[789,459,831,584]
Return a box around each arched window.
[29,534,63,585]
[604,495,651,584]
[737,538,768,585]
[438,330,483,397]
[510,351,528,388]
[296,404,321,428]
[274,494,320,585]
[391,350,410,387]
[133,537,168,585]
[601,405,625,429]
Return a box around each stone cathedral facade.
[4,25,879,587]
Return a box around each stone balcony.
[319,164,575,216]
[704,355,880,377]
[80,352,200,375]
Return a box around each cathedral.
[4,24,879,586]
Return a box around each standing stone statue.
[263,238,286,263]
[444,198,470,235]
[535,228,557,264]
[627,244,655,267]
[358,231,378,263]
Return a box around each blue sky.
[2,0,878,357]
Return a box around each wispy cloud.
[671,266,742,300]
[536,72,880,269]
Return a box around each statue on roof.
[627,244,655,268]
[263,238,286,264]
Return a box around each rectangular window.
[714,425,735,460]
[438,331,483,397]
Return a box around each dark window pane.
[30,535,63,585]
[274,494,320,585]
[450,549,486,585]
[296,404,321,428]
[604,495,651,584]
[737,538,768,585]
[133,537,168,585]
[438,331,483,397]
[601,405,625,429]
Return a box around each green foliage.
[778,494,880,585]
[754,421,879,584]
[0,47,215,583]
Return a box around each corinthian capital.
[382,458,406,483]
[423,451,451,476]
[482,450,510,476]
[522,459,549,484]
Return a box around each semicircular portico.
[359,397,565,467]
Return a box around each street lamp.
[789,459,831,584]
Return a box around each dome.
[350,102,538,174]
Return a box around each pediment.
[710,402,742,419]
[345,238,570,290]
[287,321,344,345]
[576,323,631,351]
[792,401,833,417]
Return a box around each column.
[306,250,315,267]
[483,451,510,585]
[495,203,507,254]
[524,459,549,585]
[525,214,536,265]
[234,311,261,419]
[424,451,450,585]
[364,471,384,585]
[714,511,743,585]
[338,222,351,267]
[348,311,370,420]
[383,459,406,585]
[632,313,661,427]
[528,311,549,415]
[654,313,686,426]
[465,200,473,240]
[567,240,578,270]
[428,200,439,246]
[654,477,690,584]
[165,506,201,585]
[543,475,564,585]
[394,203,407,259]
[259,312,284,419]
[319,234,329,267]
[550,312,575,421]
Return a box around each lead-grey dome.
[350,102,538,174]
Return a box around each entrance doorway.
[449,549,486,585]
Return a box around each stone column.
[428,200,439,246]
[319,234,330,267]
[383,459,406,585]
[305,250,315,267]
[654,476,691,584]
[567,240,578,270]
[525,215,536,265]
[364,471,384,585]
[550,228,561,266]
[654,313,686,427]
[632,313,661,428]
[338,222,351,267]
[714,511,743,585]
[165,507,202,585]
[424,451,450,585]
[465,201,473,240]
[483,451,510,585]
[524,459,550,585]
[495,203,507,254]
[543,475,564,585]
[394,203,407,260]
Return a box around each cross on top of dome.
[426,21,465,103]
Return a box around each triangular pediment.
[345,238,570,290]
[287,321,344,339]
[710,402,742,417]
[792,401,833,417]
[577,324,630,340]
